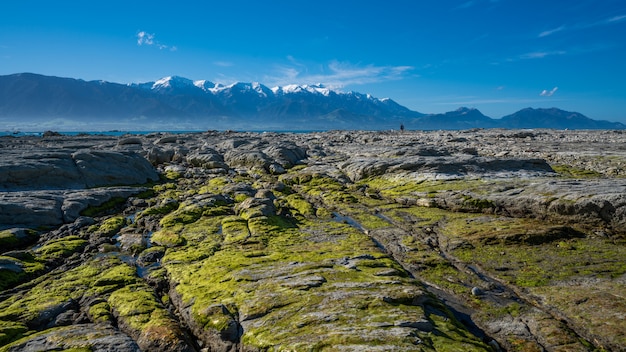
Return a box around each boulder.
[0,324,140,352]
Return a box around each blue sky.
[1,0,625,121]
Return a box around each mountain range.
[0,73,623,131]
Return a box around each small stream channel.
[103,213,161,279]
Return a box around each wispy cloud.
[540,87,558,97]
[607,15,626,23]
[519,50,566,59]
[538,13,626,37]
[137,31,177,51]
[265,61,414,88]
[539,26,566,38]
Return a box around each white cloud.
[540,87,558,97]
[137,31,154,46]
[136,31,176,51]
[539,25,565,38]
[265,61,414,88]
[519,50,566,59]
[537,13,626,37]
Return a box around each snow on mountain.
[273,84,332,96]
[1,73,623,131]
[138,76,391,103]
[193,79,216,92]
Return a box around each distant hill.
[411,107,498,130]
[497,107,624,129]
[0,73,623,131]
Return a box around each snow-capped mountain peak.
[152,76,195,90]
[193,79,216,91]
[271,84,333,96]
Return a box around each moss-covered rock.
[88,216,127,236]
[0,228,38,250]
[108,283,194,351]
[35,235,88,261]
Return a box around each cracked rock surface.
[1,129,625,351]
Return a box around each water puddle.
[143,231,154,248]
[100,211,161,279]
[332,212,365,232]
[136,261,161,279]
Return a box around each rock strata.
[1,129,625,351]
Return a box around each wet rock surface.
[1,129,625,351]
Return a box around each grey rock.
[2,324,140,352]
[147,146,175,164]
[156,135,178,144]
[187,148,227,169]
[0,148,158,191]
[0,227,38,249]
[395,319,434,332]
[0,187,145,228]
[72,150,158,188]
[117,137,143,145]
[263,142,307,168]
[0,257,24,273]
[137,246,165,266]
[224,149,272,170]
[281,275,327,290]
[235,197,276,218]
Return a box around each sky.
[1,0,625,122]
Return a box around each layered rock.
[1,129,625,351]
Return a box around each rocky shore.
[1,129,625,351]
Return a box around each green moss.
[35,235,88,260]
[159,206,489,350]
[454,237,626,288]
[108,283,175,332]
[0,253,46,291]
[140,199,179,217]
[440,214,583,245]
[284,193,316,217]
[0,257,138,344]
[80,197,127,217]
[0,229,38,249]
[0,230,18,247]
[92,262,138,289]
[461,195,495,210]
[222,216,250,244]
[0,320,28,346]
[198,176,231,195]
[159,203,206,228]
[90,216,127,236]
[88,301,112,323]
[427,310,492,352]
[232,193,248,203]
[351,212,391,231]
[153,182,177,193]
[551,164,603,178]
[151,227,186,248]
[0,325,105,352]
[361,177,490,199]
[163,169,182,180]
